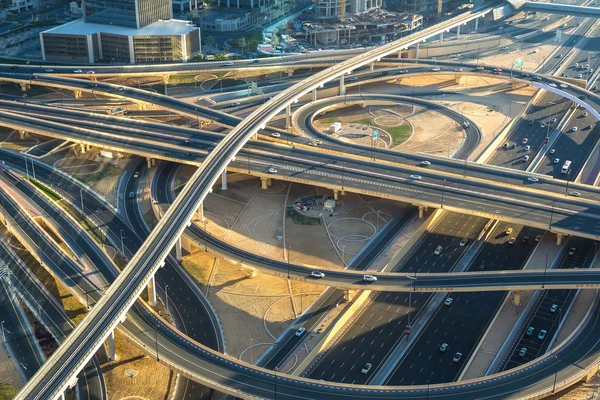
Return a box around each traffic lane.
[0,279,43,380]
[502,238,594,371]
[308,213,488,384]
[386,224,543,385]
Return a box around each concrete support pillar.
[334,190,339,201]
[148,275,157,306]
[339,76,345,96]
[370,61,374,72]
[87,144,92,151]
[440,32,444,42]
[415,42,420,60]
[19,83,30,91]
[343,289,355,301]
[456,25,461,38]
[147,158,153,169]
[418,206,428,219]
[261,177,268,190]
[80,144,86,154]
[455,76,462,84]
[512,291,522,306]
[221,170,228,190]
[474,18,479,32]
[267,178,272,187]
[73,90,82,99]
[107,330,116,360]
[287,69,294,77]
[312,89,317,102]
[556,233,566,246]
[197,204,204,221]
[174,237,182,261]
[19,130,27,139]
[285,104,291,129]
[138,103,147,111]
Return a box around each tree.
[271,35,279,47]
[0,384,18,400]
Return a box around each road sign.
[513,58,523,68]
[373,130,378,140]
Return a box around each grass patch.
[168,74,199,84]
[0,229,88,325]
[75,163,121,185]
[387,124,412,147]
[0,383,19,399]
[229,31,263,50]
[320,117,341,124]
[286,206,321,225]
[181,255,212,287]
[29,179,61,201]
[351,117,373,125]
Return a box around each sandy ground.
[101,332,176,400]
[176,165,407,359]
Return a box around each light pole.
[542,254,548,289]
[120,229,125,256]
[552,354,560,393]
[80,188,84,212]
[1,320,5,343]
[440,179,447,209]
[286,245,291,279]
[549,199,555,229]
[406,275,417,332]
[203,219,208,252]
[165,285,169,316]
[84,278,90,310]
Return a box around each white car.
[568,191,581,197]
[311,271,325,278]
[572,127,578,132]
[554,158,560,164]
[502,46,508,50]
[577,74,583,78]
[494,68,502,72]
[540,124,546,128]
[45,69,54,72]
[73,69,83,73]
[550,304,558,313]
[538,330,547,340]
[87,70,95,74]
[453,352,462,362]
[440,343,449,352]
[271,132,281,138]
[459,238,468,247]
[410,175,421,180]
[268,167,278,173]
[295,327,306,337]
[363,274,377,282]
[560,84,568,88]
[524,145,531,151]
[455,68,463,72]
[550,148,556,154]
[526,327,535,336]
[420,160,431,166]
[527,177,539,182]
[445,298,453,306]
[549,83,557,88]
[519,347,527,357]
[551,118,557,123]
[432,67,441,71]
[434,245,443,255]
[361,363,373,374]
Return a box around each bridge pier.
[73,90,82,99]
[334,190,340,201]
[455,25,461,39]
[370,62,374,72]
[287,69,294,77]
[221,170,228,190]
[138,103,147,111]
[455,75,462,84]
[397,51,402,59]
[312,89,317,102]
[107,330,116,360]
[415,42,420,60]
[512,291,522,306]
[148,275,157,306]
[339,76,346,96]
[343,289,356,302]
[19,83,30,91]
[194,203,205,221]
[147,158,156,169]
[80,144,87,154]
[440,32,444,42]
[285,104,292,129]
[174,237,183,261]
[418,205,428,219]
[556,233,566,246]
[19,130,27,139]
[474,18,479,32]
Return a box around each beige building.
[40,19,201,63]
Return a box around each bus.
[561,160,572,174]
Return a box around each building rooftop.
[43,18,198,36]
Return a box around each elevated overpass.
[519,1,600,18]
[17,2,600,399]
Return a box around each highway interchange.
[6,1,600,399]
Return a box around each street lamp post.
[120,229,125,256]
[165,285,169,316]
[1,320,5,343]
[287,246,291,279]
[406,275,417,332]
[80,188,84,212]
[552,354,560,393]
[549,199,555,230]
[203,219,208,252]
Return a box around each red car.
[494,71,502,75]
